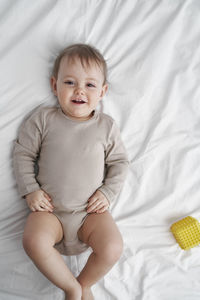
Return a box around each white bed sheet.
[1,0,200,299]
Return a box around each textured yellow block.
[170,216,200,250]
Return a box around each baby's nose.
[75,86,85,95]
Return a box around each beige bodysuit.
[13,106,129,255]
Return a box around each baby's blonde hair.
[52,43,107,84]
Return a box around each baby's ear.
[100,84,108,98]
[50,76,57,96]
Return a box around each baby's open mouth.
[72,99,86,104]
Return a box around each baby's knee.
[100,238,123,265]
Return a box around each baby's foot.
[82,287,94,300]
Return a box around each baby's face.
[51,56,108,121]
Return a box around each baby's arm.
[87,120,129,213]
[13,109,52,211]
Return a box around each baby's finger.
[34,203,50,212]
[42,198,54,210]
[44,192,52,202]
[93,203,106,212]
[96,206,107,214]
[30,206,36,212]
[88,204,104,213]
[87,198,100,209]
[87,194,98,205]
[41,204,53,212]
[38,207,48,212]
[87,200,101,212]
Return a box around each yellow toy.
[170,216,200,250]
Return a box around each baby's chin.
[61,109,94,121]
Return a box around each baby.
[13,44,129,300]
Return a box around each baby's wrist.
[25,193,32,199]
[25,189,41,199]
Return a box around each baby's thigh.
[23,212,63,252]
[78,211,123,254]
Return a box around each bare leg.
[23,212,82,300]
[77,211,123,299]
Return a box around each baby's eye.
[87,83,96,88]
[64,81,74,85]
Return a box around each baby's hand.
[87,190,110,214]
[25,189,54,213]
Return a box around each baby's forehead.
[60,55,102,71]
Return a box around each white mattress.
[1,0,200,299]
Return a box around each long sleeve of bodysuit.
[13,110,44,197]
[98,121,129,203]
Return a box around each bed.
[1,0,200,299]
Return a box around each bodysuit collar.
[57,107,98,124]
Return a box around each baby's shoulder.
[98,112,116,128]
[33,105,57,117]
[21,106,58,132]
[28,105,58,122]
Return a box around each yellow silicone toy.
[170,216,200,250]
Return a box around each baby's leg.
[23,212,82,300]
[77,211,123,299]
